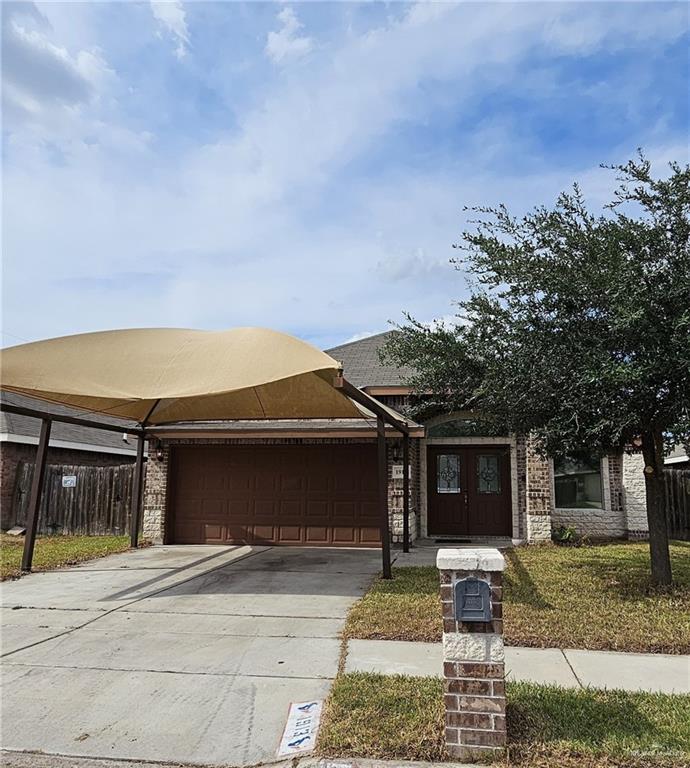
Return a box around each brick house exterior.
[141,331,651,547]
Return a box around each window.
[554,456,603,509]
[477,455,501,494]
[437,455,461,493]
[427,418,503,438]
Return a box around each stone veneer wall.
[1,441,136,530]
[142,436,420,545]
[387,436,421,544]
[525,438,552,542]
[622,452,649,538]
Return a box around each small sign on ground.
[277,699,323,757]
[62,475,77,488]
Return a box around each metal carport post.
[334,378,410,579]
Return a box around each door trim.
[421,436,519,539]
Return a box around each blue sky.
[2,1,688,350]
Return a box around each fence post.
[437,547,507,761]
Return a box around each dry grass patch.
[0,534,134,580]
[317,674,690,767]
[345,542,690,653]
[317,672,446,761]
[503,541,690,653]
[344,565,441,642]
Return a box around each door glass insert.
[477,455,501,494]
[437,455,461,494]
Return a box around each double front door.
[427,445,512,537]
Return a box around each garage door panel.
[305,525,329,544]
[252,525,275,543]
[305,500,329,518]
[225,525,247,543]
[279,499,302,519]
[227,500,252,518]
[278,525,302,543]
[307,475,330,493]
[254,499,278,518]
[200,498,225,518]
[360,527,381,544]
[171,444,379,546]
[360,501,379,523]
[333,501,357,521]
[203,523,224,542]
[332,526,356,544]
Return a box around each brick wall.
[525,438,552,541]
[143,436,421,545]
[1,441,135,529]
[515,436,527,540]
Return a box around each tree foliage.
[382,155,690,584]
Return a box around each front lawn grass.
[317,673,690,767]
[343,541,690,653]
[0,534,133,580]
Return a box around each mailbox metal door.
[454,577,492,622]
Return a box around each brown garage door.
[169,444,381,546]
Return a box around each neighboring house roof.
[0,391,140,456]
[326,331,415,389]
[666,445,689,466]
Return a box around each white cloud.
[150,1,189,59]
[265,7,312,64]
[1,3,112,124]
[2,2,687,349]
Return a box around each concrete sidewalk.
[345,639,690,694]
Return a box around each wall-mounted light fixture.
[154,439,165,461]
[391,443,402,462]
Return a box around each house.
[141,331,650,546]
[0,391,139,530]
[665,445,689,469]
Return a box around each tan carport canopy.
[0,327,370,424]
[0,327,411,576]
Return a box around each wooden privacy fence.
[666,468,690,541]
[12,461,139,536]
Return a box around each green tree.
[383,156,689,585]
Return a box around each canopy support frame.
[129,435,146,548]
[21,418,52,572]
[403,433,410,553]
[1,401,145,570]
[377,415,392,580]
[2,376,410,576]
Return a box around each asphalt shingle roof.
[0,391,139,454]
[326,331,415,388]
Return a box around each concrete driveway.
[1,545,382,766]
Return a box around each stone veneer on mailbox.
[438,547,507,760]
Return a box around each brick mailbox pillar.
[437,547,507,761]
